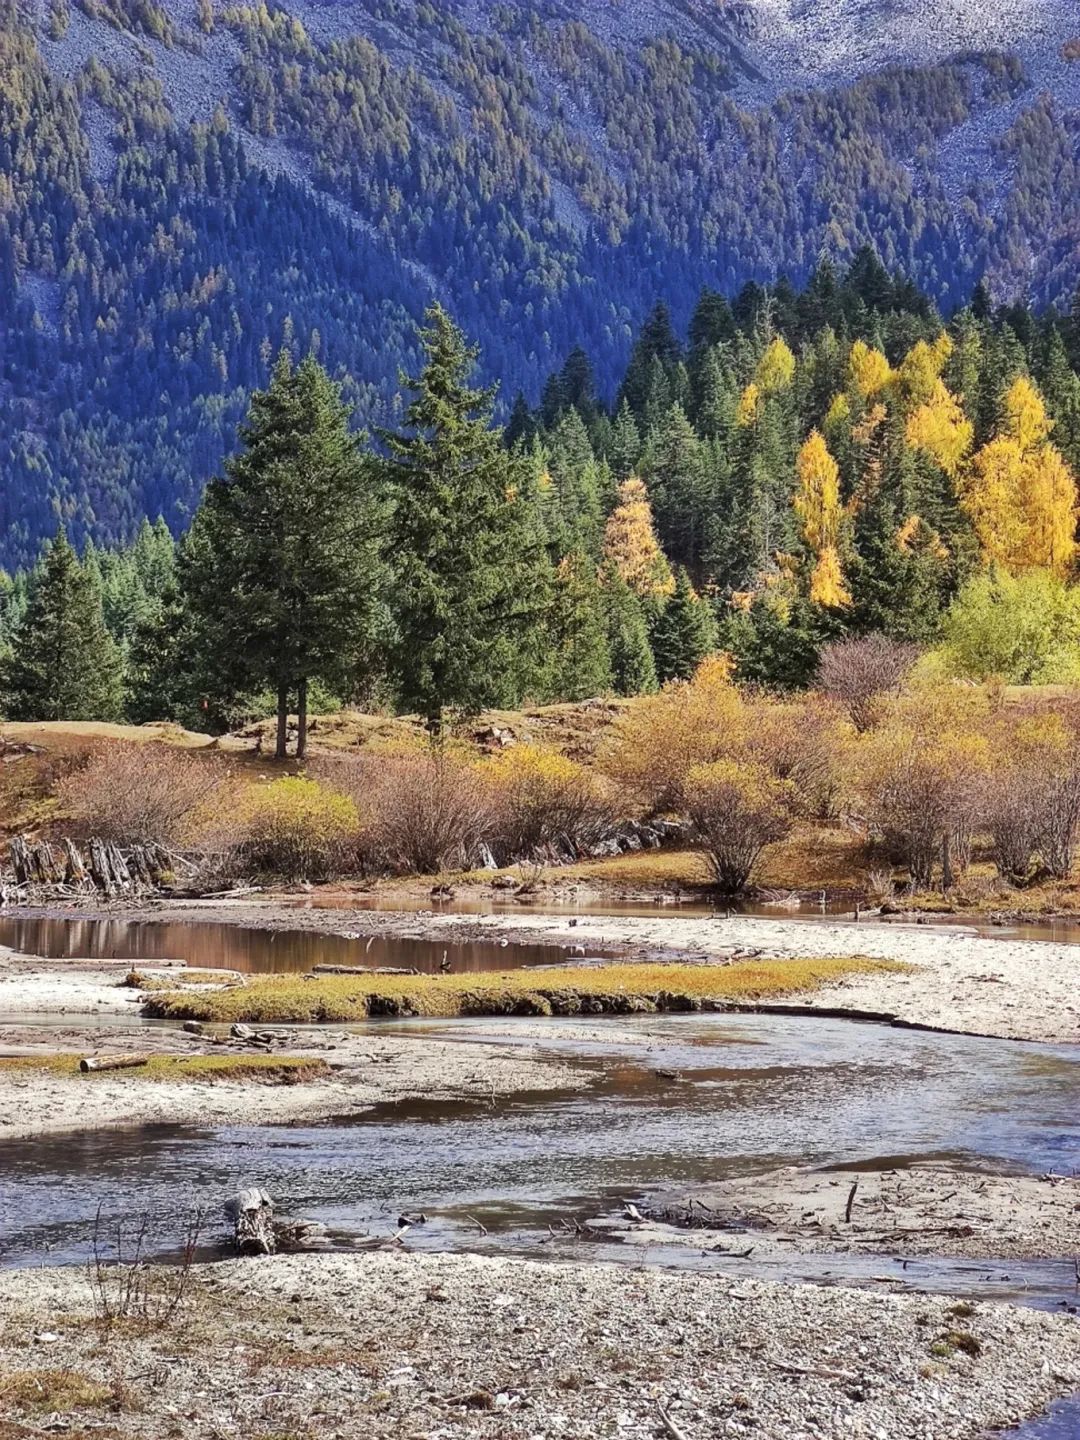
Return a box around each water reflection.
[0,916,609,975]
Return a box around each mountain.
[2,0,1079,564]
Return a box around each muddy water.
[3,1014,1078,1309]
[0,915,610,975]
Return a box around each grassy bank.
[0,1054,331,1083]
[141,957,899,1023]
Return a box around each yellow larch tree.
[755,337,796,395]
[896,334,953,409]
[848,339,893,399]
[961,376,1077,574]
[905,378,973,479]
[602,476,675,599]
[794,430,850,608]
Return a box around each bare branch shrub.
[746,694,847,818]
[983,768,1041,885]
[817,635,919,733]
[684,759,795,893]
[88,1203,203,1330]
[324,749,491,875]
[57,743,227,848]
[479,745,610,862]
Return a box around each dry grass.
[0,1055,330,1083]
[141,957,901,1023]
[0,1369,116,1413]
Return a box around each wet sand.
[627,1166,1080,1261]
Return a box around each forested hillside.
[6,262,1080,742]
[2,0,1080,562]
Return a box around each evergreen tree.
[547,551,613,701]
[603,567,658,696]
[383,304,546,731]
[186,351,385,758]
[650,568,716,684]
[3,532,123,721]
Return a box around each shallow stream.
[3,1013,1078,1311]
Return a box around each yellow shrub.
[220,777,360,881]
[601,655,746,813]
[479,744,608,860]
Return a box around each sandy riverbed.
[0,945,594,1138]
[621,1166,1080,1262]
[1,1251,1078,1439]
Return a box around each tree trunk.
[296,677,308,760]
[275,683,289,761]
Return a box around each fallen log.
[79,1054,151,1074]
[224,1187,276,1255]
[311,964,420,977]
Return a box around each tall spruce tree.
[650,567,716,683]
[548,551,613,701]
[603,567,658,696]
[3,531,123,721]
[186,351,384,758]
[383,304,546,731]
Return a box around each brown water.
[0,916,614,976]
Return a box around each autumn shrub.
[325,747,490,875]
[56,743,226,848]
[938,569,1080,684]
[479,744,610,862]
[684,759,795,893]
[600,655,746,813]
[817,634,920,732]
[209,777,361,881]
[746,693,847,817]
[855,690,991,889]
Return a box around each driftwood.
[8,834,171,897]
[79,1054,151,1074]
[311,964,420,977]
[224,1188,276,1256]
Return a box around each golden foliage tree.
[961,376,1077,573]
[905,378,973,478]
[755,337,796,395]
[794,430,850,608]
[848,339,893,399]
[602,476,675,599]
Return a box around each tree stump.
[224,1188,276,1256]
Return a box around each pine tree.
[3,532,123,721]
[383,304,546,732]
[650,568,716,684]
[603,567,658,696]
[186,351,385,758]
[547,552,612,701]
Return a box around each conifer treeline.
[5,254,1080,742]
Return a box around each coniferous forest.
[7,256,1080,741]
[4,0,1080,566]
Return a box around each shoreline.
[6,896,1075,1044]
[1,1252,1078,1439]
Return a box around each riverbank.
[1,1251,1078,1439]
[17,896,1075,1043]
[0,952,594,1138]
